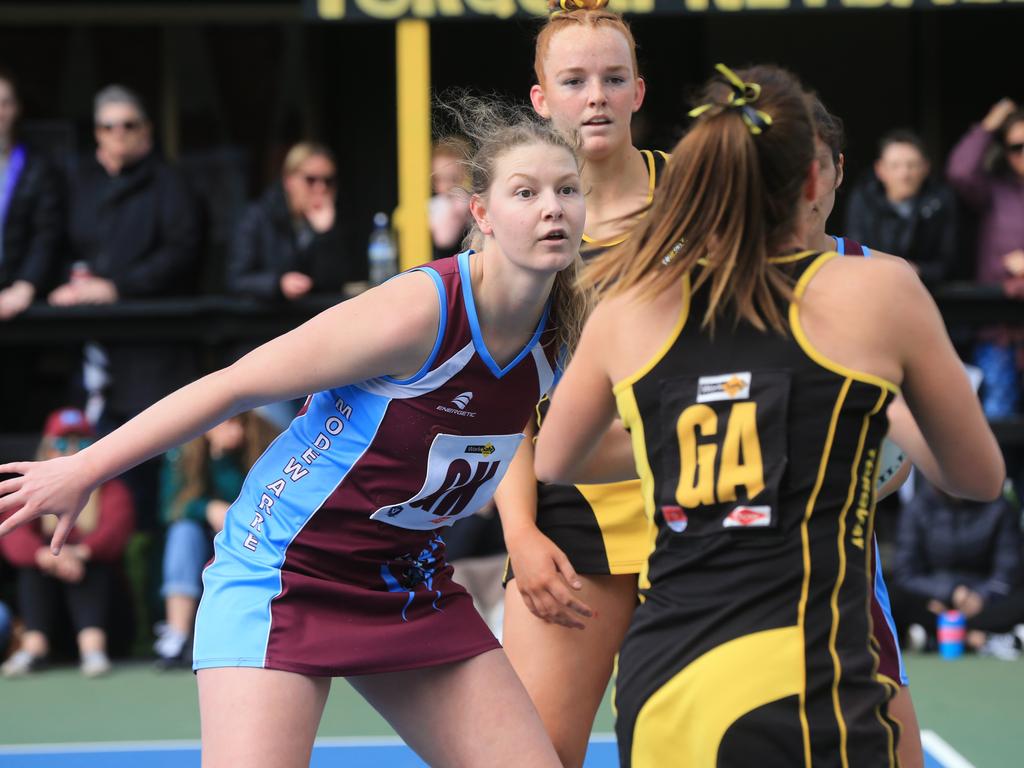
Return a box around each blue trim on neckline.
[383,267,448,385]
[457,250,550,379]
[833,235,846,256]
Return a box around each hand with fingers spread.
[507,526,594,630]
[0,456,97,554]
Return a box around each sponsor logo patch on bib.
[697,372,751,403]
[723,505,772,528]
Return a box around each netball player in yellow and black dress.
[535,64,1004,767]
[493,2,666,765]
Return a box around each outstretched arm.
[0,272,440,550]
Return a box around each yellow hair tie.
[688,63,773,136]
[550,0,610,14]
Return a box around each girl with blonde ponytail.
[535,63,1003,766]
[494,2,668,765]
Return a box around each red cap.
[43,408,95,439]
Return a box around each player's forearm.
[557,420,638,485]
[494,434,541,547]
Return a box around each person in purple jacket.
[947,99,1024,418]
[947,98,1024,287]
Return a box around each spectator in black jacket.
[891,481,1024,655]
[226,142,358,300]
[0,68,61,320]
[844,130,959,284]
[50,85,198,307]
[47,85,200,532]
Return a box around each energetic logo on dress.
[435,391,477,417]
[370,432,524,530]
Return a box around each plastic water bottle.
[367,212,398,286]
[937,610,966,660]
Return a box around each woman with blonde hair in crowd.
[227,141,361,300]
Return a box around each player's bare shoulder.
[814,251,925,315]
[591,279,686,384]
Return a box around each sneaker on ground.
[978,633,1021,662]
[80,650,112,677]
[1,649,43,678]
[154,627,189,661]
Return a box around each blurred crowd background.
[0,1,1022,679]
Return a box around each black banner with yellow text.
[307,0,1020,22]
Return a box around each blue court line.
[0,731,973,768]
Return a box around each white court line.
[921,730,977,768]
[0,735,413,755]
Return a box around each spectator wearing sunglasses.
[47,85,200,534]
[50,84,199,308]
[947,98,1024,287]
[226,141,358,300]
[948,99,1024,418]
[0,408,134,678]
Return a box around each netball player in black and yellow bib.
[494,2,667,765]
[535,64,1004,767]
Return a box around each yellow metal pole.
[395,19,431,271]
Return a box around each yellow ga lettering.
[675,402,765,507]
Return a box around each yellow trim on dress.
[790,252,901,395]
[612,275,691,396]
[612,385,658,594]
[797,378,850,766]
[581,149,659,248]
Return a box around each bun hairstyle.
[584,64,816,334]
[434,93,593,358]
[535,0,639,85]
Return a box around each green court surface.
[0,652,1020,766]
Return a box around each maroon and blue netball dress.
[193,251,556,676]
[834,235,908,688]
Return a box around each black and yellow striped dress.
[613,251,900,767]
[506,149,669,582]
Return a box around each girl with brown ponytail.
[535,63,1003,766]
[494,2,668,764]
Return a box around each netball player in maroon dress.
[0,111,587,768]
[804,98,926,768]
